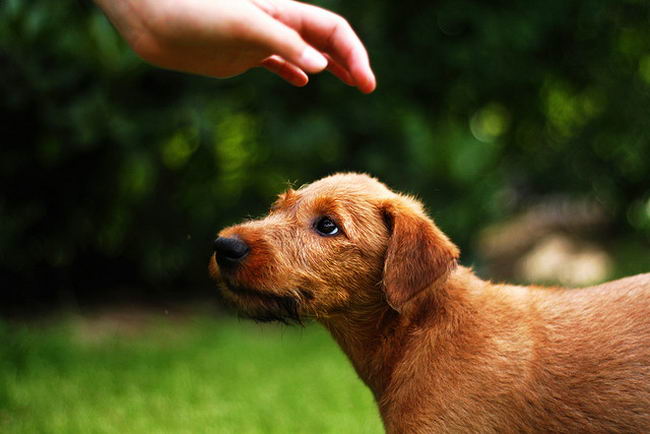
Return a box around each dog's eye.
[315,217,339,236]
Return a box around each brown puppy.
[209,173,650,433]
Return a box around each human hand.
[95,0,376,93]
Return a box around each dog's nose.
[213,236,249,268]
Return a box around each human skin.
[94,0,376,93]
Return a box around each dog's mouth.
[221,281,308,325]
[208,254,311,325]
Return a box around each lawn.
[0,310,383,434]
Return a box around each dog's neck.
[320,266,477,398]
[321,301,399,396]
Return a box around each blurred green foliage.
[1,0,649,302]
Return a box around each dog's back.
[382,271,650,433]
[527,273,650,432]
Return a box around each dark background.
[1,0,649,312]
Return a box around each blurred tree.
[1,0,648,308]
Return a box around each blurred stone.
[517,234,612,286]
[478,196,611,286]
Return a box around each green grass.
[0,313,383,434]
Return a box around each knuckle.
[334,15,350,30]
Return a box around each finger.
[241,3,328,73]
[256,0,376,93]
[261,55,309,87]
[323,53,354,87]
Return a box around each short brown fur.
[209,173,650,433]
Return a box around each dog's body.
[210,173,650,433]
[363,269,650,433]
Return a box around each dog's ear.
[381,196,459,312]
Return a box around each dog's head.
[209,173,459,323]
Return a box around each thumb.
[246,7,328,73]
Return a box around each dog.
[209,172,650,433]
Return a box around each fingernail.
[300,47,328,72]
